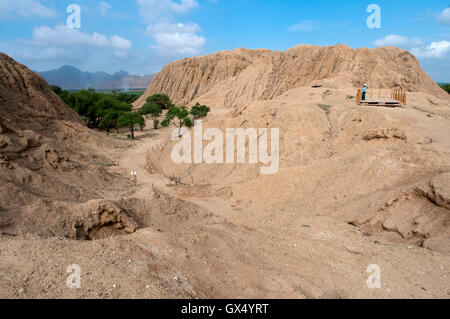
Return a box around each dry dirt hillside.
[134,44,447,109]
[143,45,450,255]
[0,53,247,298]
[0,52,139,238]
[1,49,450,299]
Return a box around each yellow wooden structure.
[355,87,407,107]
[392,89,407,105]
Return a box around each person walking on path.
[362,84,368,101]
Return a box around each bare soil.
[1,48,449,299]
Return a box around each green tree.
[50,85,71,105]
[67,89,99,121]
[50,85,63,96]
[190,103,210,119]
[87,95,131,128]
[99,109,125,133]
[60,90,70,104]
[139,102,163,129]
[146,94,173,110]
[117,112,145,139]
[161,105,194,137]
[98,99,131,133]
[440,84,450,94]
[117,93,140,103]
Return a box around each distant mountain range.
[38,65,155,90]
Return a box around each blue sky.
[1,0,449,81]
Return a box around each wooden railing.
[392,89,407,105]
[356,89,362,105]
[355,88,407,106]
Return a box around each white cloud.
[30,25,131,51]
[110,35,132,50]
[146,22,205,55]
[10,24,133,66]
[411,40,450,59]
[152,31,205,55]
[0,0,57,19]
[437,8,450,25]
[147,21,200,34]
[374,34,423,48]
[288,20,319,32]
[98,1,112,16]
[20,47,67,60]
[137,0,198,23]
[374,34,450,60]
[136,0,205,57]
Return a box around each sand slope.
[1,50,449,299]
[134,44,447,109]
[140,46,450,254]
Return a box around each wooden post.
[131,170,137,186]
[356,89,362,105]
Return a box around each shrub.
[317,104,331,114]
[146,94,173,110]
[190,103,210,119]
[117,112,146,139]
[139,102,163,129]
[161,106,194,137]
[440,84,450,94]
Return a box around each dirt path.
[100,124,450,299]
[115,125,238,221]
[117,129,167,196]
[2,123,449,299]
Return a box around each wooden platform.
[360,98,403,107]
[356,88,406,107]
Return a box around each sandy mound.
[1,49,449,299]
[142,48,450,254]
[134,44,447,109]
[0,53,140,237]
[0,53,82,129]
[0,53,127,206]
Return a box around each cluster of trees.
[51,85,210,139]
[440,84,450,94]
[138,94,173,129]
[51,85,140,104]
[139,95,210,137]
[51,86,134,132]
